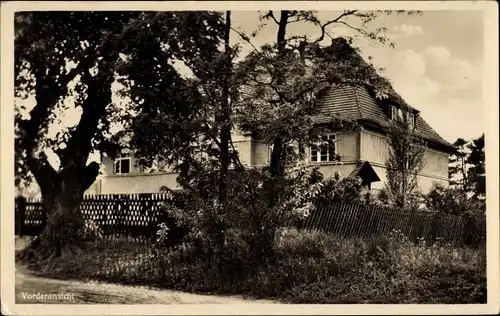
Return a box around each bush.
[274,227,334,258]
[77,218,103,241]
[425,183,486,217]
[315,172,366,205]
[156,161,324,266]
[23,228,486,304]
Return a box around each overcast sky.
[18,10,484,172]
[230,10,484,143]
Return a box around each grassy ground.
[15,230,486,304]
[15,237,278,304]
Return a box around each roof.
[237,37,453,151]
[313,37,452,151]
[349,161,381,184]
[315,84,453,149]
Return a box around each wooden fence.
[296,202,486,246]
[15,194,486,246]
[15,194,170,243]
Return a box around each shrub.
[157,161,324,266]
[22,228,486,304]
[274,227,334,258]
[77,218,103,241]
[425,183,486,217]
[315,172,365,205]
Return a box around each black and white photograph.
[1,1,498,315]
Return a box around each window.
[391,106,418,129]
[409,113,417,130]
[390,105,402,121]
[114,157,131,174]
[310,134,337,162]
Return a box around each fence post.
[16,196,26,236]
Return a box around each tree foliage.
[14,11,236,258]
[235,10,418,178]
[466,134,485,199]
[448,134,485,199]
[425,183,485,217]
[119,12,244,179]
[384,110,426,210]
[448,138,470,192]
[15,12,136,191]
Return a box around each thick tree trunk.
[212,11,232,256]
[17,165,99,262]
[18,190,86,261]
[38,192,86,254]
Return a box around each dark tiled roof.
[237,37,452,151]
[316,84,452,149]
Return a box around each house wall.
[17,175,103,199]
[334,131,359,162]
[252,138,270,166]
[249,131,359,166]
[98,155,179,194]
[368,164,449,194]
[99,172,180,194]
[94,128,448,195]
[233,138,253,166]
[359,129,449,193]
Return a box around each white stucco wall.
[358,129,449,193]
[92,128,449,195]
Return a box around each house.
[19,37,452,197]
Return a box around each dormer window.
[390,105,403,121]
[390,105,418,129]
[114,157,131,174]
[409,112,416,130]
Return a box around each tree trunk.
[17,165,99,262]
[39,191,86,254]
[268,11,289,179]
[218,10,232,209]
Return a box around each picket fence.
[15,194,486,246]
[296,202,485,246]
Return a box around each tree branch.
[263,11,280,25]
[310,10,358,43]
[60,58,115,170]
[336,21,370,37]
[230,26,261,54]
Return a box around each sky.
[230,10,484,143]
[16,9,485,175]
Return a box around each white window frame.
[310,134,337,163]
[114,157,131,174]
[391,105,403,121]
[410,112,418,130]
[391,106,418,130]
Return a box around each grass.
[16,229,487,304]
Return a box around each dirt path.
[15,266,277,304]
